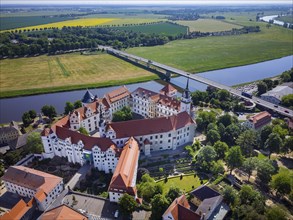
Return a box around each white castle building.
[41,82,195,202]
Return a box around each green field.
[0,16,77,31]
[276,16,293,24]
[0,53,157,98]
[127,23,293,73]
[175,19,242,32]
[157,174,208,194]
[112,22,187,36]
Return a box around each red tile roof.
[108,137,139,196]
[107,111,194,138]
[1,166,62,196]
[55,126,119,153]
[105,86,130,104]
[248,111,271,129]
[0,199,34,220]
[41,204,88,220]
[163,195,200,220]
[160,84,177,94]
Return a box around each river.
[0,55,292,123]
[260,15,292,27]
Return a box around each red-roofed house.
[243,111,272,130]
[0,198,35,220]
[163,195,200,220]
[1,166,63,211]
[108,137,139,202]
[160,83,178,97]
[41,204,88,220]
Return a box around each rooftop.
[41,204,88,220]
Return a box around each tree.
[112,106,132,122]
[216,89,230,101]
[28,110,37,119]
[242,157,258,181]
[260,125,273,147]
[74,100,82,109]
[191,91,208,105]
[166,186,181,202]
[138,174,162,203]
[272,125,288,139]
[26,132,43,154]
[271,172,292,196]
[137,168,150,182]
[264,133,282,158]
[256,159,275,185]
[222,124,241,146]
[213,141,228,160]
[78,127,89,136]
[239,185,257,205]
[22,112,32,127]
[266,205,288,220]
[282,136,293,153]
[118,193,138,216]
[236,129,258,157]
[217,114,236,127]
[196,111,216,132]
[225,146,244,174]
[41,105,57,119]
[222,185,238,207]
[195,146,217,172]
[150,194,169,220]
[206,129,221,145]
[257,81,268,95]
[64,101,74,115]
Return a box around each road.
[100,46,293,118]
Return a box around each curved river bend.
[0,55,292,123]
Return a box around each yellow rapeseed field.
[4,18,118,32]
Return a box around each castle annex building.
[41,83,195,203]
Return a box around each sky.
[1,0,292,5]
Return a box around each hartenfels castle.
[41,81,195,202]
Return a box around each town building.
[105,111,195,155]
[40,204,88,220]
[260,82,293,105]
[0,121,21,146]
[1,166,64,211]
[160,84,178,97]
[190,185,229,220]
[243,111,272,130]
[108,137,139,202]
[163,194,200,220]
[0,198,35,220]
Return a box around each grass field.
[103,18,166,26]
[127,22,293,73]
[1,18,118,32]
[0,53,157,98]
[112,22,187,36]
[175,19,242,32]
[276,16,293,24]
[157,174,208,194]
[0,16,77,31]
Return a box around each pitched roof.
[249,111,271,124]
[41,204,88,220]
[82,90,94,103]
[163,195,200,220]
[34,188,47,202]
[196,195,223,217]
[55,126,118,153]
[104,86,130,104]
[190,185,220,201]
[0,199,34,220]
[108,137,139,196]
[160,84,177,94]
[107,111,194,138]
[1,166,62,195]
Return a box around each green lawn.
[0,53,157,98]
[112,22,187,36]
[175,19,242,32]
[126,23,292,73]
[276,16,293,24]
[158,174,208,194]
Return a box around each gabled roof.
[190,185,220,201]
[163,195,200,220]
[248,111,271,124]
[82,90,94,103]
[1,198,34,220]
[41,204,88,220]
[107,111,194,138]
[55,126,118,153]
[160,84,177,94]
[108,137,139,196]
[1,166,62,195]
[196,195,223,217]
[104,86,130,104]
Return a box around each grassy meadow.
[276,16,293,24]
[112,22,187,36]
[0,53,157,98]
[175,19,242,32]
[127,22,293,73]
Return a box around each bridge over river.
[101,46,293,118]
